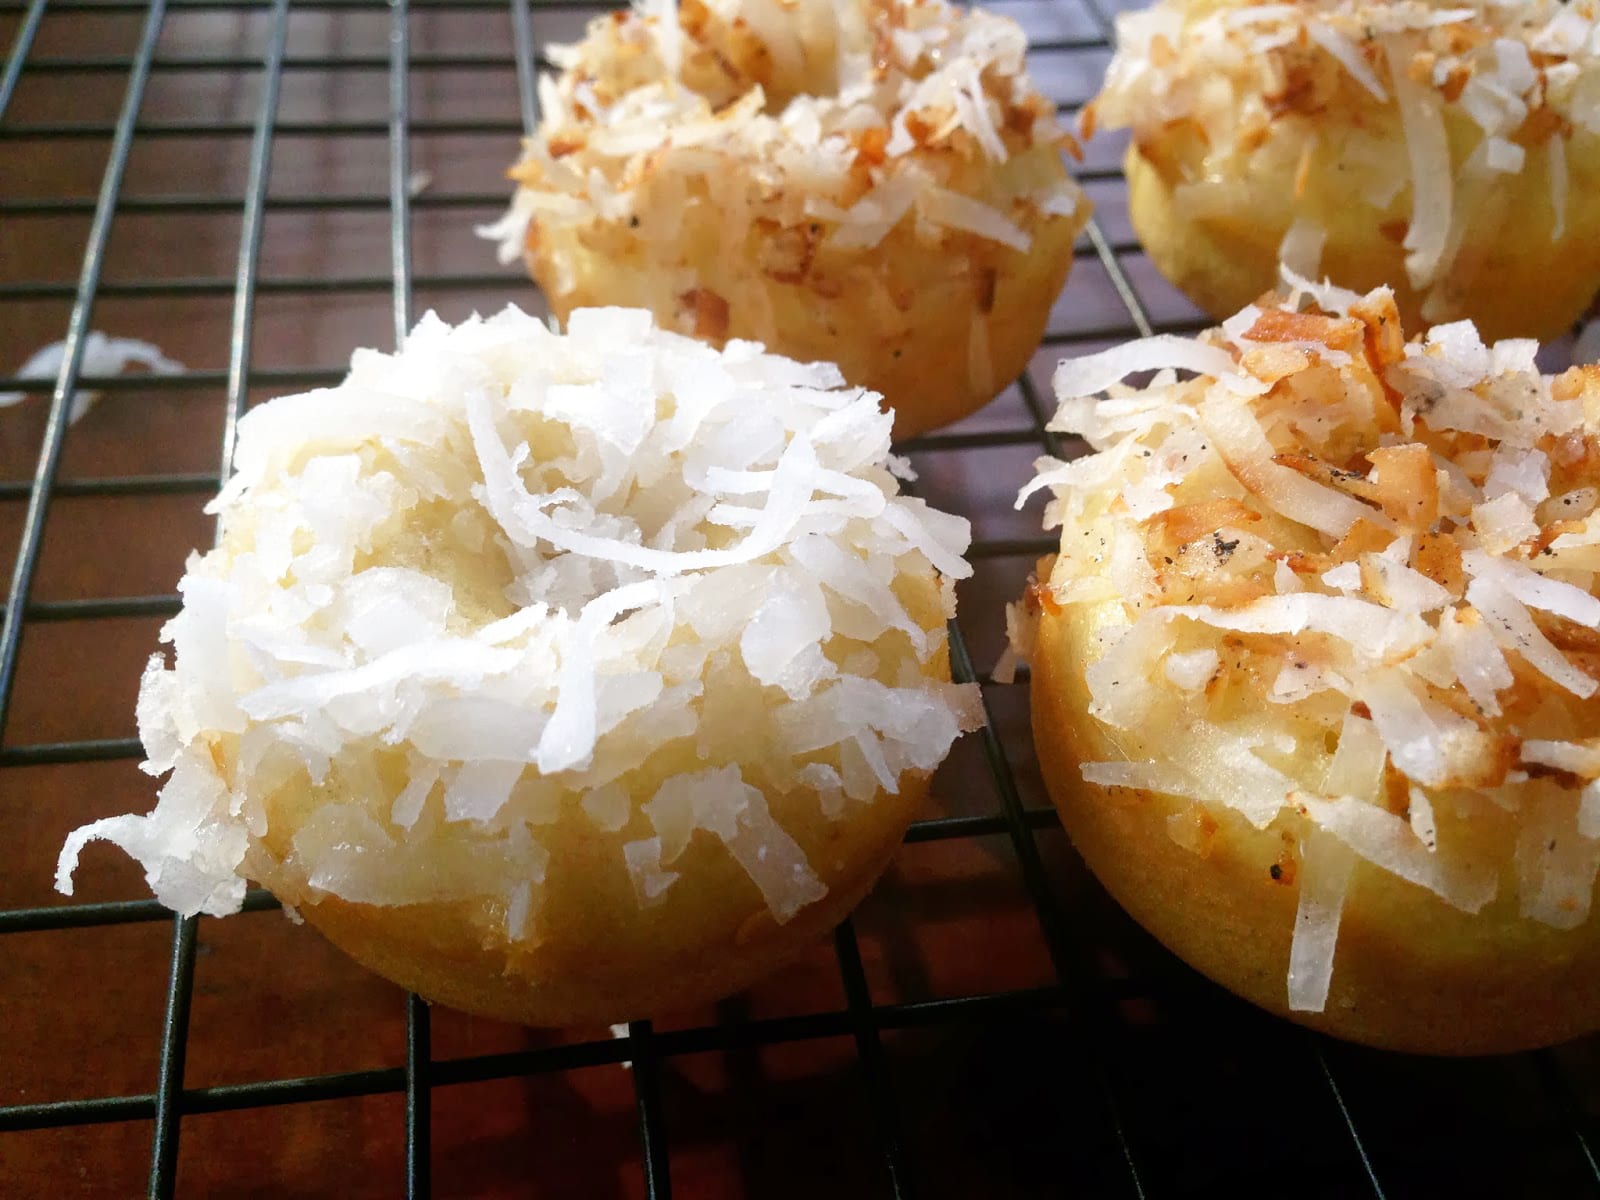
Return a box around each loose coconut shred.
[1013,269,1600,1013]
[56,307,982,933]
[1090,0,1600,322]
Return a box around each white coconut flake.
[1362,669,1485,789]
[1408,785,1438,850]
[1323,712,1387,801]
[740,577,838,700]
[1464,550,1600,629]
[1164,647,1219,691]
[1387,39,1453,289]
[1167,594,1427,659]
[1438,607,1514,717]
[1277,217,1327,280]
[623,836,680,906]
[1307,21,1387,101]
[1053,336,1254,403]
[1581,782,1600,840]
[1470,574,1597,698]
[1286,830,1356,1012]
[1484,136,1526,173]
[1522,739,1600,778]
[1549,135,1568,241]
[1298,792,1497,912]
[916,186,1030,252]
[581,781,633,832]
[391,762,440,830]
[1515,794,1600,928]
[1081,759,1195,796]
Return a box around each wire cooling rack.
[0,0,1596,1196]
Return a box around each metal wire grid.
[0,0,1594,1196]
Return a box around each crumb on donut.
[1016,266,1600,1014]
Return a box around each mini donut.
[1010,271,1600,1054]
[57,307,982,1027]
[1089,0,1600,341]
[482,0,1090,439]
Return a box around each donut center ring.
[674,0,848,114]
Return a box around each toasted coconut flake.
[1200,391,1376,537]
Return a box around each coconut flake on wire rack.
[56,305,983,931]
[0,332,184,422]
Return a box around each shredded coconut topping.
[57,306,982,932]
[483,0,1085,276]
[1016,273,1600,1013]
[1090,0,1600,319]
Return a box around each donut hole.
[676,0,847,115]
[363,499,522,630]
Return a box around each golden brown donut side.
[287,772,929,1027]
[249,578,955,1028]
[528,147,1081,441]
[1126,130,1600,343]
[1032,583,1600,1055]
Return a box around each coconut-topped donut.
[57,306,982,1026]
[1012,272,1600,1053]
[1090,0,1600,340]
[482,0,1089,438]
